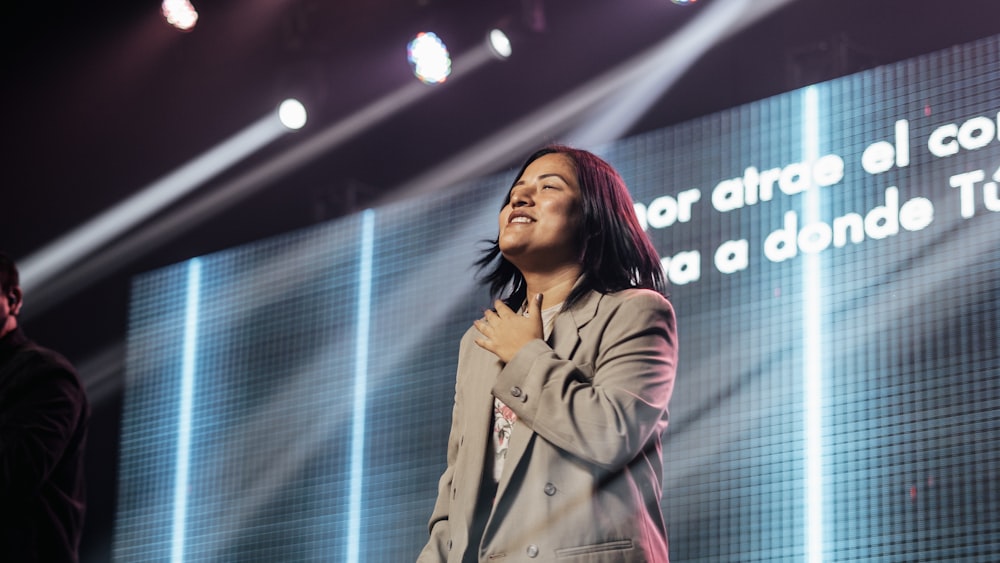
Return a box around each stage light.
[162,0,198,31]
[278,99,307,130]
[487,29,513,59]
[407,32,451,84]
[671,0,697,4]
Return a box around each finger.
[494,300,515,317]
[529,292,543,317]
[482,308,499,323]
[473,319,490,334]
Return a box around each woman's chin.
[499,244,527,261]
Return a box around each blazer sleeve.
[418,336,471,562]
[492,290,677,471]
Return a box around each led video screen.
[115,35,1000,561]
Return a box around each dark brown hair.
[476,145,667,309]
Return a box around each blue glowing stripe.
[801,86,825,563]
[347,210,375,563]
[173,258,201,563]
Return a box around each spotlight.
[162,0,198,31]
[670,0,697,4]
[407,32,451,84]
[278,99,307,130]
[487,29,513,59]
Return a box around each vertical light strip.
[347,209,375,562]
[172,258,201,563]
[801,86,825,563]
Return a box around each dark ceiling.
[3,0,998,558]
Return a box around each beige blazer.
[419,288,677,562]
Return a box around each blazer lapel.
[550,290,601,359]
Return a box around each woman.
[419,146,677,562]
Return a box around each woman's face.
[498,153,584,271]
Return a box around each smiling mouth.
[509,216,533,224]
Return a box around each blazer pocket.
[555,538,634,558]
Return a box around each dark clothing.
[0,327,89,562]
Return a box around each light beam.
[19,103,299,293]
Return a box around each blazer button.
[510,386,522,398]
[543,482,557,496]
[526,544,539,558]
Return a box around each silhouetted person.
[0,252,89,562]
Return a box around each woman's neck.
[522,265,583,308]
